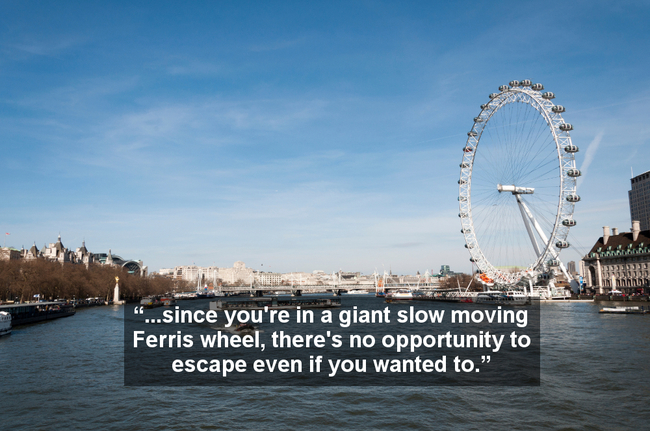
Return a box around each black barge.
[0,301,75,326]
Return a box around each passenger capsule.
[555,240,570,249]
[459,213,468,218]
[461,228,471,234]
[566,194,581,203]
[498,85,509,92]
[481,103,489,110]
[539,273,551,280]
[562,219,577,227]
[542,92,555,99]
[474,117,483,123]
[552,105,565,113]
[489,93,499,99]
[468,131,478,137]
[548,259,560,266]
[460,162,470,168]
[531,83,544,91]
[564,144,579,153]
[469,257,476,262]
[458,179,466,184]
[520,79,532,87]
[509,80,520,87]
[458,196,467,201]
[559,123,573,131]
[463,146,473,152]
[567,169,581,177]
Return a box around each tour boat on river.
[599,306,649,314]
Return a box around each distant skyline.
[2,1,650,274]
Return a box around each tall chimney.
[632,220,640,241]
[603,226,610,245]
[613,228,619,236]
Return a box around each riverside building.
[629,170,650,231]
[0,234,146,276]
[582,222,650,294]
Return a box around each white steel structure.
[458,80,580,289]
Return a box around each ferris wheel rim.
[458,82,578,285]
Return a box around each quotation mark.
[134,306,144,314]
[481,355,491,363]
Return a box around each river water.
[2,297,649,430]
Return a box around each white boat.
[599,306,648,314]
[0,311,12,337]
[475,291,529,305]
[160,297,177,306]
[386,290,418,300]
[174,292,198,300]
[344,289,369,295]
[527,286,572,301]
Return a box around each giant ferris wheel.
[458,80,580,287]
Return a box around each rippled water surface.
[2,300,649,430]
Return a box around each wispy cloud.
[580,131,604,180]
[7,36,85,57]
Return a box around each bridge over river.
[212,283,441,296]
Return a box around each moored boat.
[0,302,75,326]
[140,297,163,309]
[160,297,177,306]
[386,290,425,301]
[475,291,529,305]
[386,290,414,300]
[0,311,11,336]
[345,289,369,295]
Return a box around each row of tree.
[0,259,191,303]
[439,273,481,291]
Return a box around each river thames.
[2,297,649,430]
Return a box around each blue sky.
[2,1,649,274]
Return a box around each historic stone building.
[2,234,144,275]
[582,221,650,294]
[41,235,75,263]
[74,241,94,267]
[0,247,21,260]
[23,243,41,260]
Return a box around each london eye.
[458,80,580,289]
